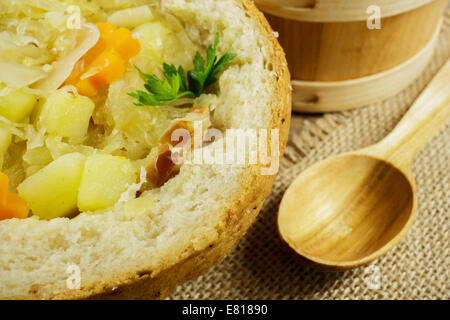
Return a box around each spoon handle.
[373,59,450,170]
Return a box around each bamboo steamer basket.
[255,0,448,112]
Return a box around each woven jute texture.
[170,13,450,300]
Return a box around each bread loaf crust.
[2,0,291,299]
[84,0,291,300]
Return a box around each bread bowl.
[0,0,291,299]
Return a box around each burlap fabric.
[170,12,450,300]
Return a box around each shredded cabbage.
[0,60,48,88]
[33,23,100,91]
[0,0,206,202]
[107,5,154,28]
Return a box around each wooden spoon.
[278,59,450,270]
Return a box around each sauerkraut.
[0,0,219,220]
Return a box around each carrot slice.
[0,193,29,220]
[0,172,9,205]
[96,22,117,44]
[64,22,141,96]
[89,49,126,86]
[0,172,29,221]
[113,28,142,60]
[74,78,98,97]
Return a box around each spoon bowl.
[279,154,415,269]
[279,59,450,269]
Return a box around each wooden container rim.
[291,17,442,112]
[255,0,434,22]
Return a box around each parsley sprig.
[129,31,236,107]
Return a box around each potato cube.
[0,124,12,155]
[17,153,86,219]
[37,90,94,140]
[133,22,170,62]
[78,154,138,211]
[0,88,37,122]
[0,124,11,168]
[107,6,154,29]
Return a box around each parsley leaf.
[128,64,194,106]
[188,31,236,97]
[129,31,236,107]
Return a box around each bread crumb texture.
[0,0,289,299]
